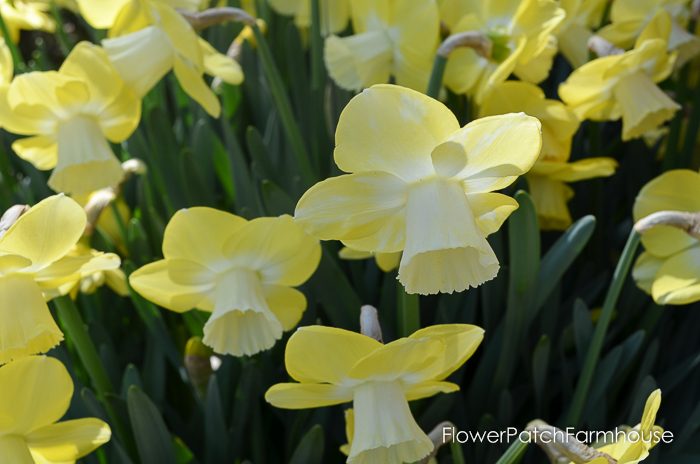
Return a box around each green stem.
[53,296,130,444]
[565,229,641,425]
[679,83,700,168]
[494,439,528,464]
[50,3,72,56]
[251,23,315,186]
[0,12,26,72]
[426,54,447,99]
[310,0,323,91]
[398,284,420,336]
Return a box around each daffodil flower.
[269,0,349,35]
[442,0,565,102]
[598,0,700,66]
[324,0,439,92]
[557,0,607,68]
[0,0,54,42]
[265,323,484,464]
[339,247,401,272]
[633,170,700,305]
[0,195,120,363]
[573,390,663,464]
[79,0,244,117]
[0,356,111,463]
[295,84,541,295]
[129,208,321,356]
[480,81,617,230]
[0,42,141,194]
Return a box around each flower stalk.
[634,210,700,239]
[427,31,492,98]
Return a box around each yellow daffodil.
[130,208,321,356]
[324,0,439,92]
[557,0,607,67]
[268,0,349,35]
[573,390,663,464]
[479,81,617,230]
[0,356,111,463]
[0,42,141,194]
[0,195,120,363]
[633,170,700,305]
[266,323,484,464]
[443,0,565,102]
[0,0,54,42]
[599,0,700,65]
[559,18,680,142]
[295,85,541,295]
[339,247,401,272]
[79,0,244,118]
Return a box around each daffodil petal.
[349,337,443,382]
[11,136,58,170]
[264,285,307,332]
[199,39,244,85]
[408,324,485,380]
[129,260,209,313]
[295,172,407,252]
[0,356,72,434]
[333,85,460,180]
[285,325,382,383]
[632,252,663,295]
[468,192,519,236]
[26,418,111,461]
[404,381,460,401]
[0,194,85,269]
[265,383,353,409]
[651,247,700,305]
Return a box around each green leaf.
[289,424,324,464]
[205,377,229,464]
[127,386,177,464]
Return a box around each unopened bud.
[0,204,29,237]
[185,337,214,396]
[122,158,147,177]
[588,36,624,57]
[360,305,383,342]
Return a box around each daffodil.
[557,0,607,67]
[0,0,54,42]
[266,323,483,464]
[574,390,663,464]
[0,42,141,194]
[598,0,700,65]
[268,0,349,35]
[295,84,541,294]
[559,18,680,141]
[633,170,700,305]
[0,195,120,363]
[129,208,321,356]
[0,356,111,463]
[323,0,439,92]
[79,0,244,117]
[442,0,565,102]
[479,81,617,230]
[339,247,401,272]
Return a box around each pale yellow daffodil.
[557,0,607,68]
[324,0,439,92]
[633,170,700,305]
[265,324,484,464]
[0,195,120,364]
[573,390,663,464]
[295,84,542,295]
[339,247,401,272]
[78,0,244,118]
[129,208,321,356]
[0,42,141,195]
[0,0,54,42]
[0,356,111,463]
[598,0,700,66]
[559,16,680,142]
[268,0,349,35]
[480,81,617,230]
[443,0,565,102]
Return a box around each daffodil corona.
[633,170,700,305]
[296,84,542,294]
[0,42,141,194]
[130,208,321,356]
[0,356,111,463]
[265,324,484,464]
